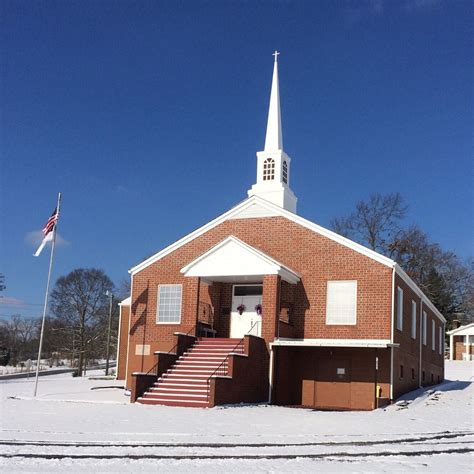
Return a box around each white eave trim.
[395,264,446,324]
[271,338,394,348]
[118,296,131,306]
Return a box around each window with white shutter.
[411,300,417,339]
[432,320,435,351]
[423,311,427,345]
[326,280,357,325]
[397,287,403,331]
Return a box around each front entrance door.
[230,285,262,338]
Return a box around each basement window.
[157,284,183,324]
[326,280,357,325]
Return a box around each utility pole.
[105,290,113,376]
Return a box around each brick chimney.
[452,319,461,329]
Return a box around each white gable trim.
[128,195,444,324]
[129,195,393,275]
[180,236,300,284]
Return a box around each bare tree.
[331,193,408,253]
[50,268,114,376]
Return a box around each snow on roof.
[447,322,474,336]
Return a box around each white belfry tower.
[248,51,298,213]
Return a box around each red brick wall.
[454,340,473,360]
[273,347,390,410]
[127,216,393,387]
[393,274,444,398]
[211,335,269,406]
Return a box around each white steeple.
[264,51,283,151]
[248,51,298,213]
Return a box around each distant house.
[447,323,474,360]
[116,55,445,410]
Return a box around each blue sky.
[1,0,472,319]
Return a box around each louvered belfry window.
[326,280,357,325]
[282,160,288,183]
[263,158,275,180]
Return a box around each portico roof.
[271,338,396,349]
[446,323,474,336]
[180,236,300,284]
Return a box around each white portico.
[180,236,300,338]
[248,51,298,214]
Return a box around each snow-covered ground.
[0,361,472,472]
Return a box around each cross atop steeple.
[272,50,280,62]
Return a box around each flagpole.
[33,192,61,397]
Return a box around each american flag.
[34,206,60,257]
[42,208,59,236]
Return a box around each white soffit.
[180,236,300,284]
[271,338,393,348]
[228,201,280,220]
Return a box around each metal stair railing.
[145,325,196,377]
[206,320,259,402]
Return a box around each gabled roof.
[119,296,131,306]
[129,195,445,323]
[129,195,394,275]
[447,323,474,336]
[180,236,300,284]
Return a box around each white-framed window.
[439,326,443,355]
[411,300,417,339]
[282,161,288,184]
[156,284,182,324]
[422,311,427,345]
[263,158,275,181]
[397,287,403,331]
[432,320,435,351]
[326,280,357,325]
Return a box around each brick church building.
[116,53,445,410]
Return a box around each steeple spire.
[248,52,298,214]
[264,51,283,151]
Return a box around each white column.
[449,334,454,360]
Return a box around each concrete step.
[137,397,209,408]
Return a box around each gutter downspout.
[115,302,123,380]
[124,275,133,389]
[268,346,274,404]
[390,267,395,401]
[419,299,423,387]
